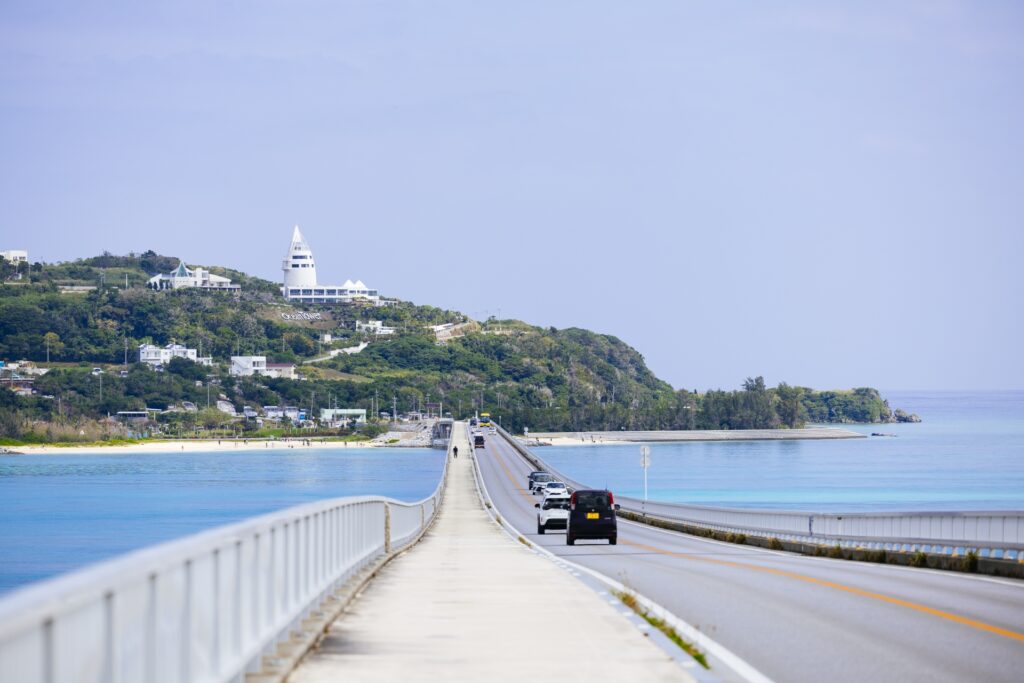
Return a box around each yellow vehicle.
[479,412,492,427]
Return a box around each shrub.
[768,537,784,550]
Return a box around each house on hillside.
[139,343,213,367]
[147,261,240,291]
[230,356,266,377]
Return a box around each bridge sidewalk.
[289,423,693,682]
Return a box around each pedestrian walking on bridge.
[453,445,459,458]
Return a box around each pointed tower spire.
[282,224,318,292]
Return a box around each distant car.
[566,490,619,546]
[488,426,497,435]
[470,418,478,426]
[529,473,555,494]
[541,481,568,497]
[535,493,570,534]
[527,471,546,488]
[91,367,104,376]
[474,434,485,448]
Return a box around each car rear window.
[543,499,569,510]
[534,474,553,482]
[575,492,611,509]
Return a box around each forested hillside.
[0,253,915,442]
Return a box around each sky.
[1,1,1022,391]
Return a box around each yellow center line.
[491,436,1024,644]
[488,441,536,504]
[620,539,1024,644]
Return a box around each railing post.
[384,503,391,553]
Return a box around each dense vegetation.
[0,253,915,442]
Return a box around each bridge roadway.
[477,432,1024,683]
[288,422,695,683]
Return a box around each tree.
[43,332,64,362]
[775,382,806,428]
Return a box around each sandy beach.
[4,438,387,456]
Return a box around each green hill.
[0,252,913,442]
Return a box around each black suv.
[566,489,619,546]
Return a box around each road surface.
[475,432,1024,682]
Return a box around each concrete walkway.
[289,423,694,683]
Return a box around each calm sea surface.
[0,447,444,595]
[540,391,1024,513]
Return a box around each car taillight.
[570,492,577,510]
[608,491,614,505]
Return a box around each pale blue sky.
[2,2,1022,390]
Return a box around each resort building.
[281,226,381,304]
[139,343,213,367]
[0,250,28,264]
[230,356,267,377]
[147,261,239,291]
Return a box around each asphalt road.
[474,433,1024,683]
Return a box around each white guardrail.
[498,427,1024,560]
[0,445,449,683]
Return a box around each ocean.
[0,447,445,595]
[538,391,1024,513]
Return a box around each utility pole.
[124,335,128,367]
[392,395,397,423]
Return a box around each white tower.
[282,225,318,290]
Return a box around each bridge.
[1,423,1022,682]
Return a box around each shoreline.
[2,438,393,456]
[526,427,865,447]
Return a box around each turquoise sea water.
[540,391,1024,513]
[0,447,444,595]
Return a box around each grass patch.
[909,550,928,568]
[517,535,532,548]
[613,590,709,669]
[959,551,979,573]
[768,537,783,550]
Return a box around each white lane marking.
[480,432,774,683]
[497,436,1024,593]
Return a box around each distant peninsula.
[0,251,919,444]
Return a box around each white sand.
[7,438,380,455]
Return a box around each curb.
[469,444,774,683]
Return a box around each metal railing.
[496,427,1024,560]
[0,449,449,683]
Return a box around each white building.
[320,408,367,426]
[356,320,396,336]
[230,355,267,377]
[147,261,239,291]
[139,343,213,367]
[265,363,297,380]
[0,250,28,264]
[281,226,381,304]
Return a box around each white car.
[540,481,568,497]
[529,473,556,494]
[535,494,570,534]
